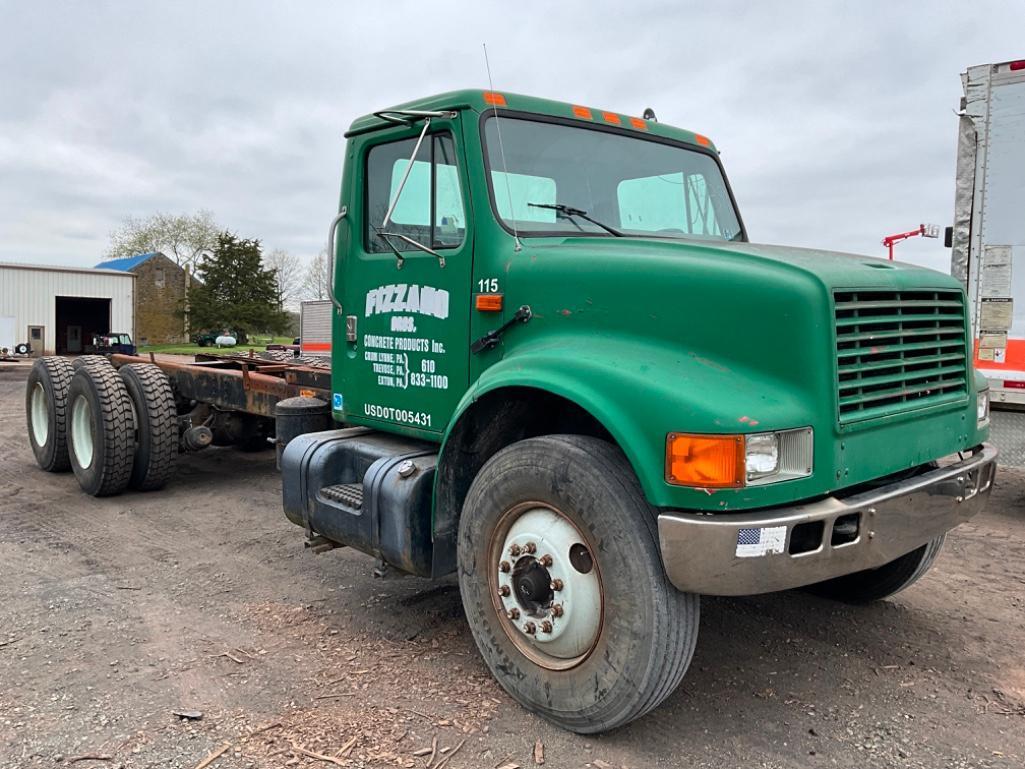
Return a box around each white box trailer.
[951,58,1025,464]
[299,299,332,359]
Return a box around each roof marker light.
[602,112,621,125]
[572,105,593,119]
[483,91,507,106]
[629,117,647,130]
[1009,60,1025,71]
[694,134,712,147]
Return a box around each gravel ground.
[1,363,1023,769]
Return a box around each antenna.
[483,43,522,253]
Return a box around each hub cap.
[491,505,602,669]
[71,395,94,469]
[30,383,48,447]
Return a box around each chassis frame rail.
[110,353,331,418]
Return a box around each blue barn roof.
[96,252,161,271]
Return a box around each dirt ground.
[1,364,1023,769]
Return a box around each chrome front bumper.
[657,444,998,596]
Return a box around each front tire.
[67,366,134,497]
[458,435,699,733]
[808,535,946,603]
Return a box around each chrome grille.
[834,289,968,423]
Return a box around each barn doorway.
[55,296,111,355]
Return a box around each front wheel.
[458,435,699,733]
[807,535,946,603]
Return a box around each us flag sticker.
[735,526,787,558]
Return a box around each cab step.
[320,482,364,509]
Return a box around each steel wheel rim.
[71,395,94,469]
[30,383,48,447]
[488,501,603,671]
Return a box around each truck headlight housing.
[744,433,780,479]
[977,387,990,426]
[665,428,813,488]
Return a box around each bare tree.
[105,210,221,268]
[302,250,329,300]
[263,248,304,310]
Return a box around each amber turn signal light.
[475,293,504,312]
[665,433,745,488]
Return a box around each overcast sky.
[1,1,1022,275]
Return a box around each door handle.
[326,206,347,312]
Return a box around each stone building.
[97,252,187,344]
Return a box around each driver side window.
[365,133,466,253]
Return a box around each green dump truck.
[25,89,997,734]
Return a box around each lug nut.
[551,604,564,617]
[499,560,511,573]
[498,585,510,597]
[539,554,553,567]
[550,579,564,591]
[524,622,536,635]
[507,608,520,620]
[510,544,521,557]
[541,620,553,633]
[524,541,537,554]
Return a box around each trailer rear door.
[955,60,1025,403]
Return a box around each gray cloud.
[0,0,1022,275]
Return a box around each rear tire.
[72,355,111,370]
[258,349,291,362]
[119,363,178,491]
[66,366,134,497]
[458,435,699,733]
[808,535,945,603]
[25,356,74,472]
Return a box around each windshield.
[482,116,743,241]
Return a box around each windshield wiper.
[527,203,623,237]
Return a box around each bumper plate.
[657,444,998,596]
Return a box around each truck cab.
[282,90,996,733]
[90,332,135,356]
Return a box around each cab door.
[337,118,472,439]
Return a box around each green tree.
[188,232,288,343]
[105,210,221,268]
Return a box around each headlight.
[977,388,990,425]
[666,428,813,488]
[745,433,779,479]
[745,428,814,485]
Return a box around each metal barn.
[0,262,135,356]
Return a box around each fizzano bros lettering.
[365,284,449,319]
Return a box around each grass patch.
[139,336,295,357]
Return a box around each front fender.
[446,332,818,511]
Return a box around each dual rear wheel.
[26,357,177,496]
